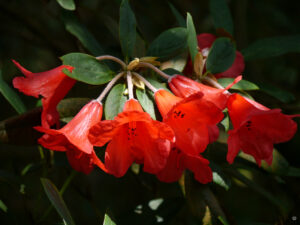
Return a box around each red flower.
[156,148,212,184]
[169,74,241,109]
[35,100,106,174]
[12,60,76,128]
[88,99,175,177]
[154,89,224,155]
[227,94,298,165]
[183,33,245,78]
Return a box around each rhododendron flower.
[35,100,106,174]
[12,60,76,128]
[227,94,298,165]
[156,148,212,184]
[88,99,175,177]
[183,33,245,78]
[154,89,224,155]
[169,74,242,109]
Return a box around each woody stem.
[137,62,170,79]
[127,71,134,99]
[96,72,124,103]
[202,76,230,94]
[96,55,127,70]
[132,72,158,93]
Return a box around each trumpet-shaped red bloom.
[12,60,76,128]
[35,100,106,174]
[183,33,245,78]
[88,99,175,177]
[156,148,212,184]
[227,94,298,165]
[169,75,241,109]
[154,89,224,155]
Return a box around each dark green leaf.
[105,84,127,120]
[218,78,259,90]
[186,13,198,63]
[41,178,76,225]
[206,38,236,74]
[0,70,26,114]
[61,53,114,85]
[168,2,185,27]
[103,214,116,225]
[119,0,136,60]
[286,167,300,177]
[62,12,104,55]
[147,27,188,60]
[136,89,156,119]
[57,0,75,10]
[257,82,295,103]
[241,35,300,61]
[209,0,234,34]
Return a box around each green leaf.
[241,35,300,61]
[211,162,231,190]
[286,167,300,177]
[257,82,295,103]
[62,12,104,55]
[41,178,75,225]
[136,89,156,119]
[206,38,236,74]
[105,84,127,120]
[103,214,116,225]
[61,53,114,85]
[213,172,230,191]
[168,2,185,27]
[218,78,259,90]
[218,216,229,225]
[147,27,188,60]
[0,70,26,114]
[209,0,234,34]
[119,0,137,60]
[186,13,198,63]
[57,0,75,10]
[220,113,230,131]
[0,200,7,213]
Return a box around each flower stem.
[137,62,170,79]
[127,71,134,99]
[202,76,229,94]
[96,72,124,103]
[132,72,158,93]
[96,55,127,70]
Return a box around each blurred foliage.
[0,0,300,225]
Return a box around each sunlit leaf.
[186,13,198,63]
[206,38,236,74]
[104,84,127,120]
[61,53,114,85]
[41,178,76,225]
[136,89,156,119]
[0,200,7,213]
[119,0,136,60]
[103,214,116,225]
[57,0,75,11]
[0,70,26,114]
[218,78,259,90]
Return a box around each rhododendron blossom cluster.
[12,33,299,185]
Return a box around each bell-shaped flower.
[154,89,224,155]
[183,33,245,78]
[156,148,212,184]
[12,60,76,128]
[227,93,298,165]
[169,74,241,109]
[88,99,175,178]
[35,100,106,174]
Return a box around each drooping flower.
[12,60,76,128]
[35,100,106,174]
[156,148,212,184]
[183,33,245,78]
[168,74,242,109]
[154,89,224,155]
[88,99,175,177]
[227,93,298,165]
